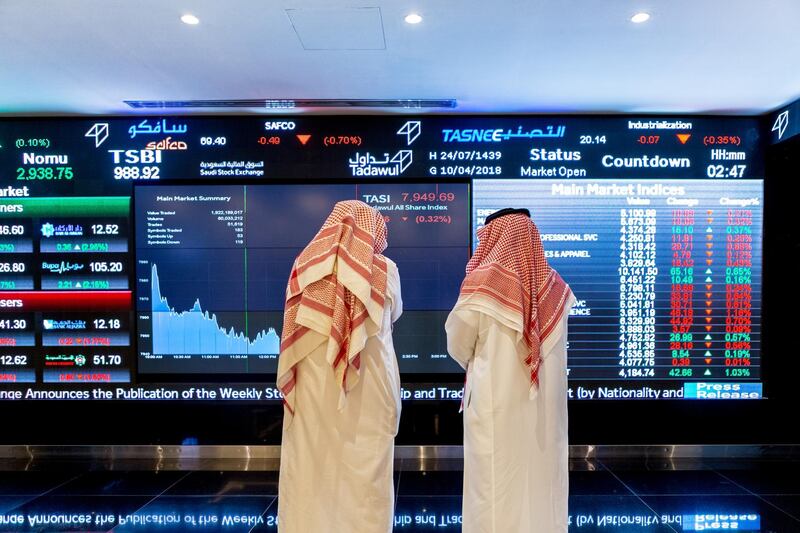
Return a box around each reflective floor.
[0,459,798,532]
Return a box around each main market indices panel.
[0,115,764,400]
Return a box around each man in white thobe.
[277,201,402,532]
[446,208,575,533]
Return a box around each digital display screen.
[135,183,468,375]
[0,115,764,403]
[0,197,133,386]
[473,180,763,399]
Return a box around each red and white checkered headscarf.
[277,200,389,418]
[456,212,572,396]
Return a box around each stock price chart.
[135,183,468,374]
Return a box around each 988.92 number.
[113,166,160,180]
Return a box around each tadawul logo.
[772,110,789,140]
[85,123,109,147]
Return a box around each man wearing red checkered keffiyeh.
[277,201,403,533]
[446,208,575,533]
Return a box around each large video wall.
[0,115,763,406]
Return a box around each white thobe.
[278,259,402,533]
[445,296,575,533]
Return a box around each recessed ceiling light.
[181,14,200,25]
[404,13,423,24]
[630,12,651,23]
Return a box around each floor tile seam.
[108,471,192,532]
[713,470,800,523]
[2,472,85,513]
[598,460,680,533]
[248,496,277,533]
[394,459,403,510]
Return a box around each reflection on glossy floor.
[0,459,798,532]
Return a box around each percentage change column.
[724,208,753,378]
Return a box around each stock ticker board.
[0,116,763,401]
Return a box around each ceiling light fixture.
[124,98,457,110]
[630,12,651,23]
[181,14,200,25]
[404,13,423,24]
